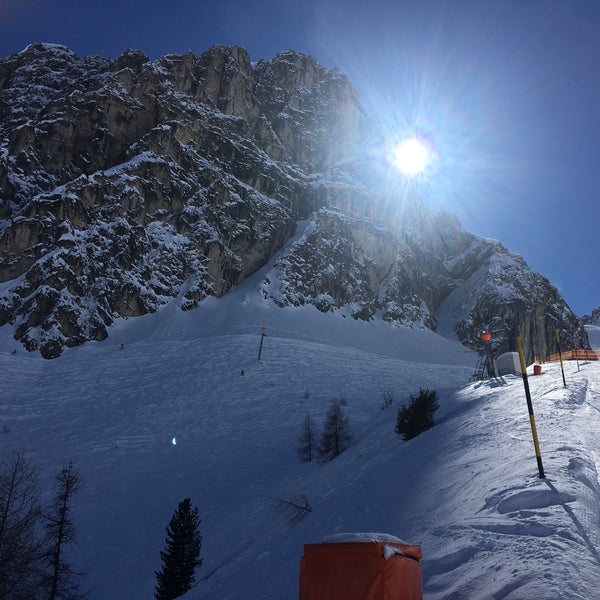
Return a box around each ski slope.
[1,294,600,599]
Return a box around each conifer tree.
[395,388,439,440]
[41,460,83,600]
[297,414,317,462]
[317,399,352,462]
[155,498,202,600]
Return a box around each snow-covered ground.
[1,282,600,598]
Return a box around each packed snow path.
[419,362,600,600]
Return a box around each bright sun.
[393,138,428,176]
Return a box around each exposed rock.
[440,240,587,360]
[0,43,589,360]
[582,306,600,326]
[261,198,587,362]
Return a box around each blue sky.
[1,0,599,316]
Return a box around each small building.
[496,352,521,376]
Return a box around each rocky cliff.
[0,43,588,359]
[582,306,600,324]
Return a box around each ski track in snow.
[420,363,600,600]
[1,311,600,599]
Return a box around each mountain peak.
[19,42,76,57]
[0,44,588,359]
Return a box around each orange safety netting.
[537,349,600,363]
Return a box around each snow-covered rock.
[0,43,588,359]
[582,306,600,326]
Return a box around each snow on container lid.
[323,532,408,544]
[300,535,424,599]
[319,532,423,561]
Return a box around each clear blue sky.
[2,0,599,316]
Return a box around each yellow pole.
[555,329,567,388]
[516,336,545,479]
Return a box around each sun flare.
[393,138,428,176]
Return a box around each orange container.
[300,539,423,600]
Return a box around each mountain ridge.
[0,42,588,360]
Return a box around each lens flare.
[393,138,428,175]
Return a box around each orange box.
[299,539,423,600]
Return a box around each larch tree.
[0,450,43,600]
[317,399,352,462]
[297,414,317,462]
[41,460,83,600]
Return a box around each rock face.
[0,43,589,359]
[260,203,587,361]
[582,307,600,326]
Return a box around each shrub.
[395,388,439,440]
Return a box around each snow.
[586,324,600,348]
[20,43,74,55]
[323,532,407,544]
[102,151,165,176]
[1,269,600,598]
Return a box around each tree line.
[0,451,81,600]
[0,450,203,600]
[297,387,440,464]
[3,389,439,599]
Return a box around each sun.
[393,138,428,176]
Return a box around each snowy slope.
[2,276,600,598]
[586,324,600,350]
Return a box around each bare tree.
[0,450,43,600]
[41,461,83,600]
[318,399,352,462]
[380,388,394,410]
[297,414,317,462]
[272,495,312,526]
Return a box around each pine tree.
[395,388,439,440]
[297,414,317,462]
[41,461,82,600]
[317,399,352,462]
[155,498,203,600]
[0,450,43,600]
